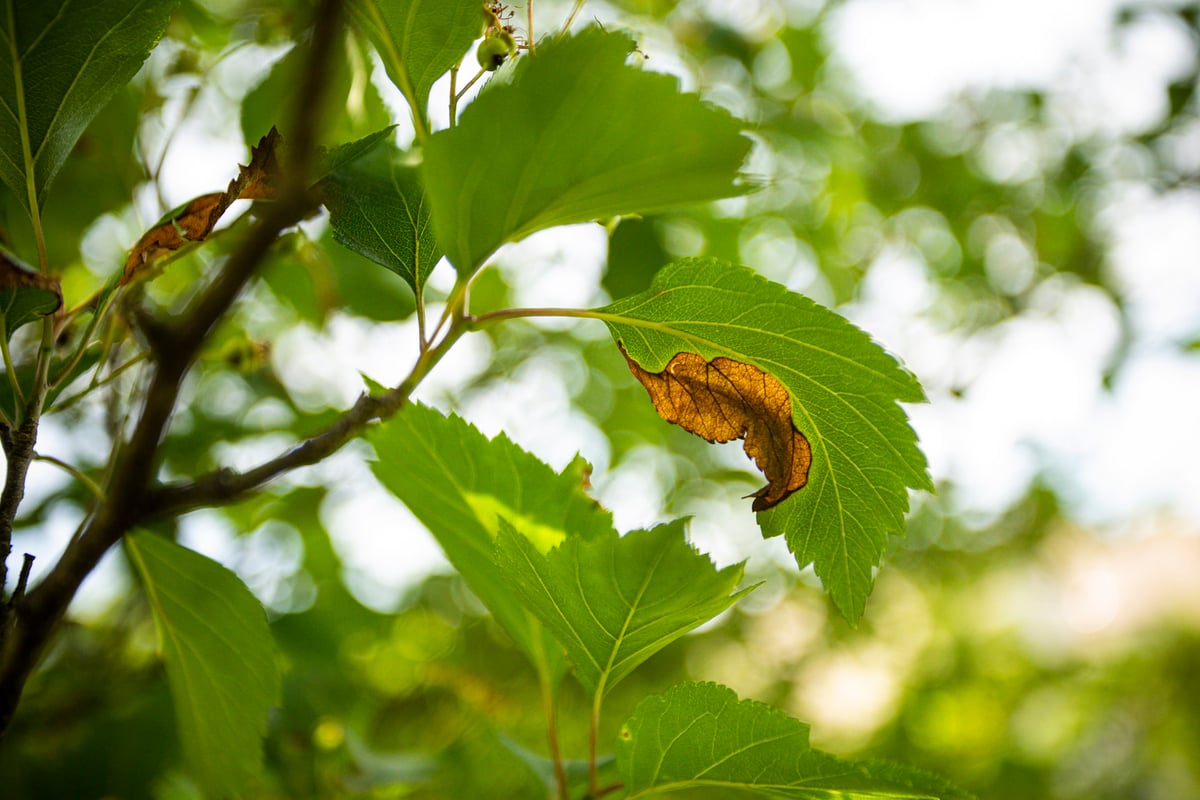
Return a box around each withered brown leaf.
[121,127,284,285]
[621,345,812,511]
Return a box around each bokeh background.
[2,0,1199,798]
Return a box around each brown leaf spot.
[621,345,811,511]
[121,127,284,285]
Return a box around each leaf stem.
[453,68,487,108]
[589,689,603,795]
[527,0,537,53]
[468,306,605,329]
[6,0,48,270]
[51,351,147,415]
[0,311,25,413]
[49,287,118,392]
[532,635,568,800]
[32,453,106,502]
[559,0,585,40]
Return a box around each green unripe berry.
[476,31,516,71]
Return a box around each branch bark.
[0,0,345,737]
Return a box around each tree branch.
[0,0,346,737]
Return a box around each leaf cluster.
[0,1,963,798]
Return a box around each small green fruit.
[476,31,516,71]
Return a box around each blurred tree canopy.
[1,1,1198,798]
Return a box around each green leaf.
[496,520,753,698]
[0,245,62,338]
[350,0,482,133]
[368,403,614,673]
[320,137,439,295]
[0,0,176,211]
[315,126,396,180]
[617,682,972,799]
[125,531,280,799]
[599,258,931,623]
[422,27,751,274]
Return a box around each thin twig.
[7,553,33,610]
[0,311,25,411]
[33,453,106,502]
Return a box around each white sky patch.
[827,0,1120,121]
[1102,186,1200,344]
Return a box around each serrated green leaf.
[598,258,931,623]
[617,682,972,800]
[368,403,614,675]
[125,531,280,799]
[350,0,481,133]
[423,27,751,274]
[0,0,176,211]
[320,137,438,295]
[496,520,753,698]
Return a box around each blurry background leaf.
[605,216,671,300]
[423,27,752,274]
[241,34,393,148]
[125,531,280,799]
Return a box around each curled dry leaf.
[121,127,284,285]
[621,345,811,511]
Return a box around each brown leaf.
[121,127,284,285]
[621,345,811,511]
[0,250,63,312]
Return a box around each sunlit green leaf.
[497,520,752,698]
[350,0,481,131]
[423,26,751,274]
[125,531,280,799]
[599,258,931,623]
[0,0,176,211]
[617,682,972,799]
[369,403,614,675]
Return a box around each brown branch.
[0,0,346,737]
[144,389,400,518]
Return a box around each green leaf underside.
[351,0,481,127]
[617,682,972,800]
[0,0,176,210]
[0,286,58,338]
[368,403,615,675]
[599,258,932,624]
[496,520,752,698]
[125,531,280,799]
[321,136,438,295]
[422,26,752,274]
